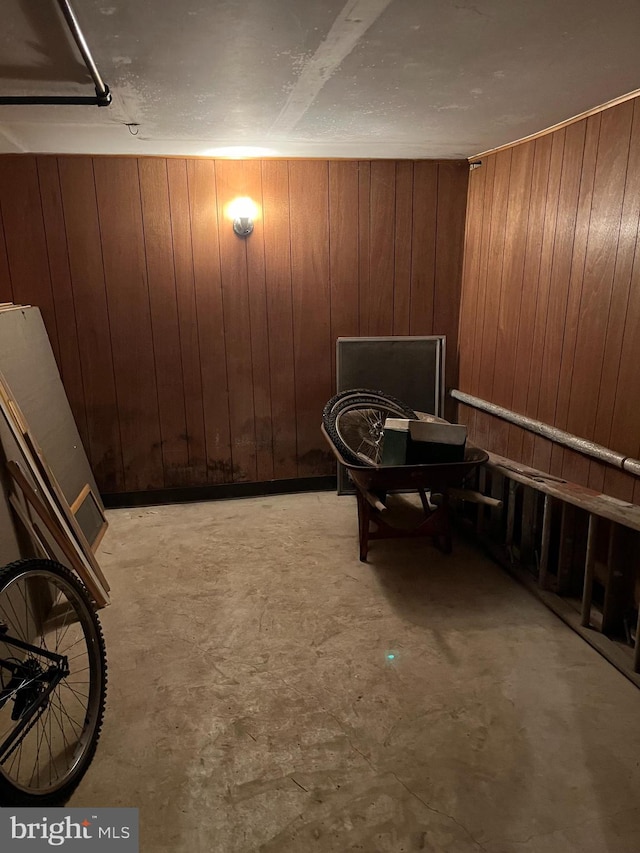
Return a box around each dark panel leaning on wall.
[458,93,640,504]
[0,155,468,495]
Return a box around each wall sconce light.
[227,196,258,237]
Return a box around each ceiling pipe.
[451,389,640,477]
[55,0,111,105]
[0,0,111,107]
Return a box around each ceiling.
[1,0,640,159]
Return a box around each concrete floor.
[69,491,640,853]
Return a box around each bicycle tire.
[323,390,416,465]
[322,388,416,425]
[0,558,107,805]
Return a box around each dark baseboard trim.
[102,475,337,509]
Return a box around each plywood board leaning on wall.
[0,305,107,572]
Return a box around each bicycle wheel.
[324,391,416,465]
[0,559,107,805]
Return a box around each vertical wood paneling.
[262,161,298,479]
[435,161,469,421]
[166,160,209,484]
[507,136,552,459]
[392,161,413,335]
[457,161,485,438]
[459,93,640,503]
[186,159,233,484]
[409,162,438,335]
[214,160,257,483]
[0,204,13,301]
[138,158,190,487]
[57,157,124,492]
[35,157,89,456]
[0,156,60,363]
[0,154,467,494]
[288,161,332,476]
[329,161,360,381]
[243,160,274,482]
[367,161,396,336]
[93,158,163,492]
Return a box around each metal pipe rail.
[0,0,111,108]
[451,389,640,477]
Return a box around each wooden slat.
[36,156,89,456]
[261,161,297,479]
[0,203,13,303]
[138,158,189,488]
[0,156,60,364]
[434,161,469,422]
[392,161,413,335]
[186,158,233,484]
[288,161,332,476]
[214,160,257,482]
[409,161,438,335]
[243,160,274,482]
[367,161,395,336]
[357,161,371,335]
[57,156,124,493]
[93,158,163,492]
[329,161,360,381]
[477,149,512,452]
[167,159,209,484]
[490,143,535,455]
[469,156,496,450]
[508,137,552,458]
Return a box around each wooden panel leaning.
[0,371,109,607]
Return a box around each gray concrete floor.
[69,492,640,853]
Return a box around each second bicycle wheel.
[324,391,416,465]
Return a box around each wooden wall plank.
[138,158,189,488]
[57,156,124,492]
[477,149,512,451]
[329,161,360,383]
[35,157,89,457]
[288,161,333,476]
[213,160,257,482]
[367,161,396,336]
[537,120,585,473]
[0,203,12,302]
[393,161,413,335]
[0,156,60,363]
[357,161,371,336]
[243,160,274,482]
[166,159,209,484]
[434,161,469,421]
[490,143,534,454]
[262,161,297,479]
[409,162,438,335]
[601,101,640,497]
[186,159,233,484]
[469,155,496,450]
[508,136,552,459]
[457,161,485,436]
[93,158,163,492]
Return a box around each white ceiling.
[1,0,640,159]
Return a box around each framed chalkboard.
[335,336,446,493]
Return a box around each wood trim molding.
[470,87,640,160]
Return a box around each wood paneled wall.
[458,95,640,503]
[0,156,467,494]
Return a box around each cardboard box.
[381,418,467,465]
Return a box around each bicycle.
[0,558,107,805]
